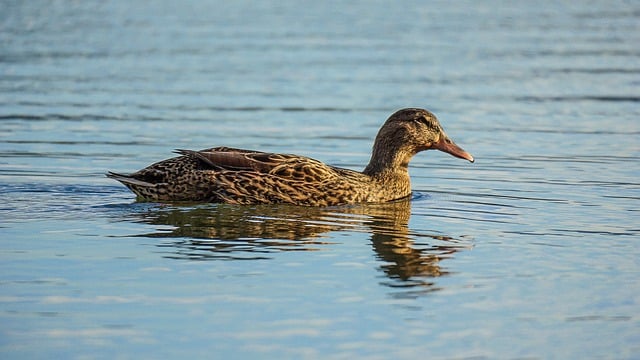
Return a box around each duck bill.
[434,137,475,163]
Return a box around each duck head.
[364,108,474,175]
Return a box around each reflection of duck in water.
[131,199,470,286]
[108,108,473,205]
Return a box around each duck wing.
[175,147,338,182]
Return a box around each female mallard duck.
[107,108,474,206]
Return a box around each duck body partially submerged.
[107,108,474,206]
[108,147,385,206]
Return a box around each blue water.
[1,1,639,359]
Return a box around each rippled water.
[2,1,639,359]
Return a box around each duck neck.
[363,145,412,191]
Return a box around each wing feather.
[175,147,340,181]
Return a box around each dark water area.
[1,1,639,359]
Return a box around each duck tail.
[106,171,154,187]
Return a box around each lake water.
[1,1,639,359]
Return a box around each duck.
[107,108,474,206]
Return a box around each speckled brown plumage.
[107,108,474,206]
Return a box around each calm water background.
[1,1,639,358]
